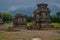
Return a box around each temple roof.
[15,14,27,18]
[33,3,50,13]
[37,3,48,7]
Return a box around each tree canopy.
[2,12,13,23]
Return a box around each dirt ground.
[0,30,60,40]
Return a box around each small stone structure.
[0,13,3,24]
[9,14,27,31]
[13,14,27,27]
[33,3,53,30]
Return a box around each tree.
[56,12,60,16]
[51,12,60,23]
[27,16,34,22]
[51,15,57,23]
[2,12,13,23]
[56,12,60,22]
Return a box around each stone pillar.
[0,13,3,24]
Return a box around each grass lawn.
[0,36,2,40]
[27,22,60,28]
[51,23,60,28]
[3,23,13,27]
[56,38,60,40]
[1,22,60,28]
[0,38,2,40]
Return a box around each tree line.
[2,12,13,23]
[51,12,60,23]
[1,12,60,23]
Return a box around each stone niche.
[33,3,53,30]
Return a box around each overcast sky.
[0,0,60,15]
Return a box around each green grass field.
[0,22,60,28]
[27,22,60,28]
[51,23,60,28]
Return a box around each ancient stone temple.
[9,14,27,31]
[13,14,27,27]
[0,13,3,24]
[34,3,53,29]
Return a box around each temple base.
[9,25,27,31]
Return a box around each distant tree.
[56,12,60,22]
[51,12,60,23]
[56,12,60,17]
[51,15,57,23]
[2,12,13,23]
[27,16,34,22]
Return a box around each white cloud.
[54,3,60,8]
[7,4,35,11]
[0,0,60,12]
[8,6,21,11]
[8,6,16,11]
[51,3,60,8]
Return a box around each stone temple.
[13,14,27,27]
[9,14,27,31]
[33,3,53,30]
[0,13,3,24]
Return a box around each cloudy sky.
[0,0,60,15]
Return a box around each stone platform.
[9,26,27,31]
